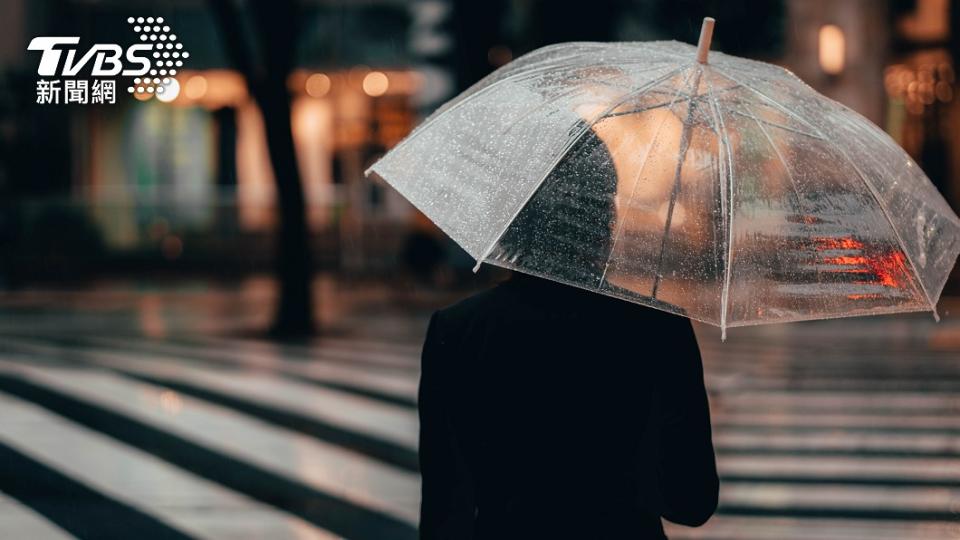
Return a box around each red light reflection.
[813,236,865,251]
[859,250,908,288]
[814,236,909,291]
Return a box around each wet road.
[0,281,958,539]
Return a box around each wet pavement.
[0,277,959,539]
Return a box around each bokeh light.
[362,71,389,97]
[305,73,331,98]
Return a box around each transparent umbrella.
[368,18,960,339]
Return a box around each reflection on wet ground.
[0,277,958,539]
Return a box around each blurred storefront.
[78,65,421,267]
[0,0,454,282]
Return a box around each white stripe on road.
[0,492,74,540]
[720,482,960,513]
[714,431,960,455]
[6,338,419,450]
[81,336,420,398]
[718,455,960,482]
[92,335,419,371]
[715,391,960,413]
[665,516,957,540]
[200,335,421,367]
[715,411,960,431]
[711,378,960,393]
[114,357,419,449]
[0,393,339,540]
[0,361,421,525]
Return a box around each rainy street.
[0,279,957,540]
[5,1,960,538]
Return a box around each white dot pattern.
[126,15,190,98]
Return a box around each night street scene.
[2,0,960,539]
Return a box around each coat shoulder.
[433,284,511,330]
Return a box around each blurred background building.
[0,0,957,291]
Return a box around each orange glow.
[864,250,908,288]
[289,68,420,98]
[159,390,183,414]
[291,96,335,231]
[362,71,389,97]
[822,250,908,288]
[814,236,864,251]
[818,24,846,75]
[580,96,686,233]
[823,255,869,266]
[847,293,885,300]
[348,65,371,88]
[171,70,248,108]
[184,75,208,99]
[305,73,331,98]
[815,236,909,289]
[898,0,949,42]
[236,101,276,231]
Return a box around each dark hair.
[497,123,617,286]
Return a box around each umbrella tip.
[697,17,715,64]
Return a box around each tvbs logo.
[29,37,152,77]
[28,16,189,104]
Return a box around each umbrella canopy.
[368,18,960,338]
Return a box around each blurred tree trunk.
[210,0,315,336]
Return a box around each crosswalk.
[0,394,337,540]
[0,306,959,539]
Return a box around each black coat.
[418,273,719,539]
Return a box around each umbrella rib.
[712,68,827,140]
[604,84,746,120]
[700,88,724,300]
[471,64,689,272]
[727,108,825,140]
[651,67,704,298]
[742,104,806,212]
[595,68,699,289]
[603,99,679,119]
[705,74,737,340]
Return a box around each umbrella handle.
[696,17,715,64]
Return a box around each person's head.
[497,125,617,286]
